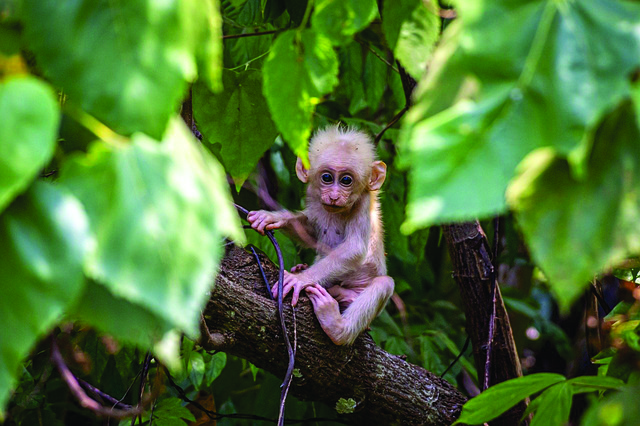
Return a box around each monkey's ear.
[368,161,387,191]
[295,157,309,183]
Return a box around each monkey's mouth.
[322,203,345,213]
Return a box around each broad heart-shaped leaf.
[400,87,542,233]
[508,105,640,311]
[192,0,223,92]
[400,0,640,229]
[59,118,242,336]
[0,182,88,418]
[312,0,378,45]
[193,70,277,188]
[69,280,181,368]
[21,0,221,139]
[0,77,58,214]
[263,29,338,162]
[381,0,440,80]
[454,373,565,425]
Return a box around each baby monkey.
[248,125,394,345]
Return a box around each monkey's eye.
[321,173,333,184]
[340,175,353,186]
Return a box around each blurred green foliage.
[0,0,640,424]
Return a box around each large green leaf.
[263,29,338,162]
[337,43,367,115]
[193,0,224,92]
[382,0,440,80]
[0,182,88,418]
[312,0,378,45]
[0,77,58,213]
[454,373,565,424]
[193,70,277,187]
[530,382,572,426]
[22,0,221,139]
[70,280,179,364]
[59,118,242,336]
[400,0,640,229]
[363,45,387,112]
[508,105,640,311]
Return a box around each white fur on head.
[308,125,376,181]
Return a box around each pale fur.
[247,125,393,345]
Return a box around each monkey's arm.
[247,210,315,244]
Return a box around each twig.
[51,336,142,419]
[483,216,500,391]
[374,106,408,145]
[131,352,153,426]
[222,30,277,40]
[79,379,133,409]
[233,203,296,426]
[354,38,399,73]
[441,336,471,378]
[590,280,612,314]
[250,245,275,299]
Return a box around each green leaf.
[337,42,367,115]
[382,0,440,80]
[508,106,640,311]
[188,351,205,388]
[0,77,58,213]
[566,376,624,393]
[454,373,566,425]
[193,0,224,92]
[363,45,387,112]
[401,0,640,229]
[401,88,528,232]
[204,352,227,387]
[530,382,572,426]
[0,182,88,418]
[22,0,220,138]
[59,118,242,335]
[263,29,338,162]
[151,397,196,426]
[194,70,278,187]
[312,0,378,45]
[70,280,176,356]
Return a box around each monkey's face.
[314,167,363,213]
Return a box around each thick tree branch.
[443,222,527,426]
[202,245,466,425]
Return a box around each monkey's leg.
[307,277,394,345]
[339,276,394,345]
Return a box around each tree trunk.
[443,222,527,426]
[202,244,466,426]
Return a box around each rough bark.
[202,244,466,426]
[443,222,526,426]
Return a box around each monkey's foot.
[306,285,347,345]
[291,263,308,273]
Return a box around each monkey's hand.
[247,210,289,235]
[271,270,316,306]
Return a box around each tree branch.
[443,222,527,426]
[202,245,466,425]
